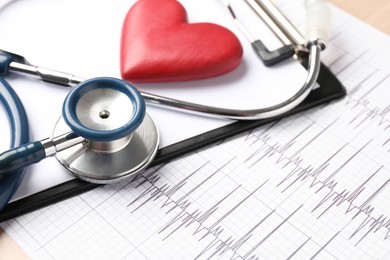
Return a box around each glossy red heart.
[120,0,243,82]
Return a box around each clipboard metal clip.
[224,0,329,66]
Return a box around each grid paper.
[2,0,390,259]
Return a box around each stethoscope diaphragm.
[0,77,160,184]
[57,77,160,183]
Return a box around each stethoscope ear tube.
[0,77,30,210]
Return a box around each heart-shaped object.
[120,0,243,82]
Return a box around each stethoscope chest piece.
[53,77,159,184]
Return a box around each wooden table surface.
[1,0,389,259]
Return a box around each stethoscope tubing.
[143,42,322,119]
[0,76,30,210]
[5,41,322,120]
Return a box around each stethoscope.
[0,75,159,182]
[0,0,331,209]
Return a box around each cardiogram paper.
[2,0,390,259]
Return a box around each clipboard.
[0,60,346,222]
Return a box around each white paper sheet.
[2,0,390,259]
[0,0,307,201]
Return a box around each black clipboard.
[0,61,346,222]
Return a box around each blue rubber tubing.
[0,76,29,211]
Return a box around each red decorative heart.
[120,0,243,82]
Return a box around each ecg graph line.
[242,204,303,259]
[286,236,312,260]
[329,42,390,135]
[129,156,275,258]
[192,204,308,260]
[310,231,341,260]
[347,70,377,97]
[126,153,329,259]
[158,184,243,240]
[334,50,368,76]
[245,120,318,169]
[240,116,390,245]
[312,165,382,217]
[346,72,390,151]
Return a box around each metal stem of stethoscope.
[6,42,322,120]
[4,0,330,121]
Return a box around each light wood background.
[331,0,390,35]
[1,0,389,258]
